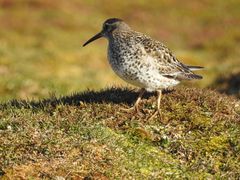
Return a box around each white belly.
[107,46,180,92]
[108,60,179,92]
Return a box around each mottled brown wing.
[140,36,202,80]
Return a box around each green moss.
[0,87,239,179]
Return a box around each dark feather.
[163,73,202,81]
[187,65,204,71]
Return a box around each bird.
[83,18,203,118]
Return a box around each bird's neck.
[108,30,134,44]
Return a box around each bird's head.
[83,18,130,47]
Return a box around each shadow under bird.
[83,18,203,119]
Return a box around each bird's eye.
[105,23,110,28]
[104,23,113,32]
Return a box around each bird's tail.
[163,65,204,80]
[187,65,203,79]
[187,73,203,79]
[187,65,204,71]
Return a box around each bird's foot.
[120,106,135,112]
[148,109,163,121]
[120,105,144,116]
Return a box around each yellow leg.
[157,90,162,114]
[133,88,145,112]
[120,88,145,113]
[149,90,162,120]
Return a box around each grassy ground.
[0,87,240,179]
[0,0,240,101]
[1,0,240,179]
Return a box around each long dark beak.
[83,32,103,47]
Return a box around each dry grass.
[0,1,240,179]
[0,87,239,179]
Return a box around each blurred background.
[0,0,239,101]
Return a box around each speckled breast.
[107,41,146,86]
[107,40,180,91]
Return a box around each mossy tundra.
[0,0,240,179]
[0,87,239,179]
